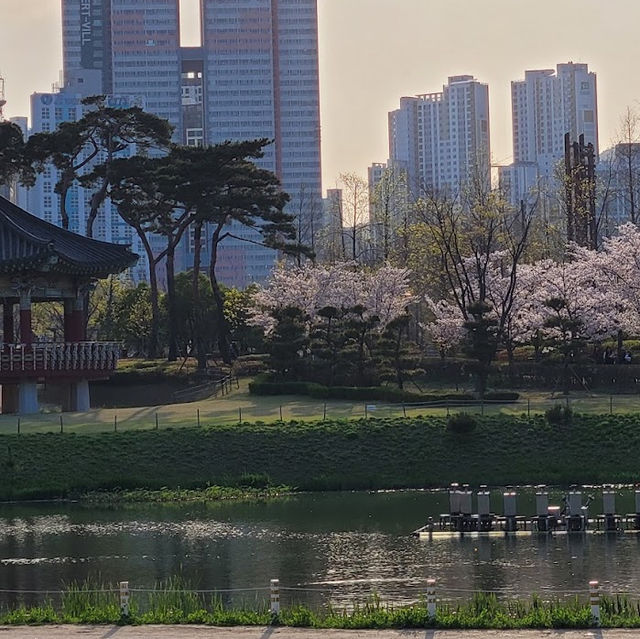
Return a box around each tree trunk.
[86,177,109,238]
[136,227,160,358]
[617,329,624,364]
[58,178,71,230]
[191,221,208,370]
[209,225,233,364]
[166,242,178,362]
[352,224,357,261]
[192,221,202,302]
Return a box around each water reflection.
[0,490,639,608]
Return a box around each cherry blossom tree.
[423,299,465,359]
[589,223,640,337]
[250,262,412,334]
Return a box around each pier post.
[503,490,517,532]
[602,488,617,532]
[567,490,585,532]
[426,578,437,618]
[120,581,130,617]
[270,578,280,615]
[589,580,600,626]
[535,486,549,532]
[477,486,492,531]
[448,483,460,531]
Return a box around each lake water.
[1,489,640,609]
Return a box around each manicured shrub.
[545,404,573,426]
[447,412,477,434]
[484,391,520,401]
[248,376,520,404]
[248,375,498,404]
[232,356,269,377]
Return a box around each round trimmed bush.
[447,412,477,434]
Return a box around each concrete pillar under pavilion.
[63,296,89,411]
[16,289,37,414]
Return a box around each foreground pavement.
[0,627,635,638]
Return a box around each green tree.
[309,306,345,386]
[172,271,218,368]
[0,121,35,189]
[223,285,264,355]
[26,120,100,229]
[268,306,309,379]
[377,313,424,390]
[341,305,380,386]
[111,140,303,362]
[109,152,193,360]
[113,283,159,356]
[78,96,173,237]
[25,96,172,234]
[542,297,585,395]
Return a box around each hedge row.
[248,376,519,403]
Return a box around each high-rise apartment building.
[59,0,322,288]
[500,62,598,206]
[198,0,322,287]
[388,75,490,197]
[63,0,182,133]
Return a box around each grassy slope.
[1,414,640,499]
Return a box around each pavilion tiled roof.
[0,195,138,277]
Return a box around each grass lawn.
[2,379,640,435]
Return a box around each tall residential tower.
[388,75,490,198]
[500,62,598,206]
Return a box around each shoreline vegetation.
[1,586,639,629]
[79,485,292,505]
[2,413,640,501]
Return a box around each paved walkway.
[0,626,634,638]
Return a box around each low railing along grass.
[3,581,640,628]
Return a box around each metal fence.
[0,393,638,435]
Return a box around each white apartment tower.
[501,62,598,205]
[388,75,490,197]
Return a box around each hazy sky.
[2,0,640,190]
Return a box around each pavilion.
[0,195,138,414]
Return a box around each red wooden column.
[19,291,32,344]
[3,298,15,343]
[64,297,85,342]
[63,299,74,342]
[72,296,86,342]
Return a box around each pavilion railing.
[0,342,121,373]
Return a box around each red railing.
[0,342,121,374]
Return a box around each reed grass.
[3,580,640,628]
